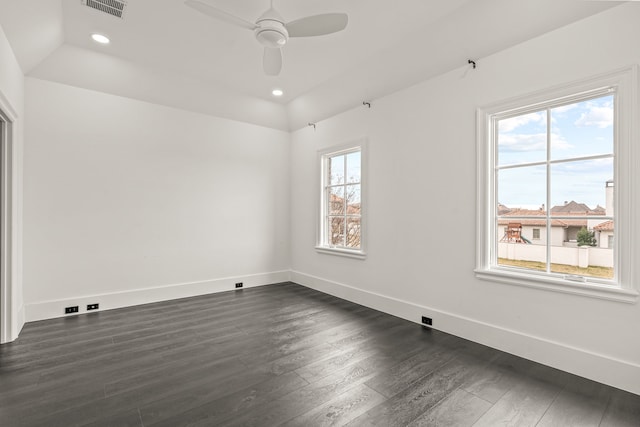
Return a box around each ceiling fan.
[185,0,348,76]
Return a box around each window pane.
[346,218,361,249]
[550,158,613,216]
[497,111,547,167]
[329,216,345,246]
[497,221,547,271]
[328,155,345,185]
[346,184,361,215]
[550,220,613,279]
[346,151,361,184]
[550,95,614,161]
[497,165,546,212]
[329,186,345,215]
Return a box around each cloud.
[550,103,578,124]
[499,132,546,152]
[552,103,578,114]
[498,112,544,132]
[550,133,572,151]
[575,102,613,128]
[499,132,571,153]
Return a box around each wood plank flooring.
[0,282,638,426]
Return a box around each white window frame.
[316,140,367,259]
[476,67,639,303]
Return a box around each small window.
[476,67,638,302]
[317,142,366,259]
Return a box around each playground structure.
[500,222,532,244]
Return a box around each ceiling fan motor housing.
[255,22,288,48]
[255,8,289,48]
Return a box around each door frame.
[0,91,18,344]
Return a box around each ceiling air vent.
[81,0,127,19]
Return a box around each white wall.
[30,45,290,132]
[0,28,24,111]
[0,24,25,343]
[598,230,614,249]
[290,4,640,394]
[522,225,544,245]
[23,78,291,320]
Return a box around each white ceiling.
[0,0,624,131]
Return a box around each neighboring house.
[594,220,614,249]
[498,180,614,247]
[550,200,604,215]
[498,202,612,247]
[497,203,511,215]
[499,208,563,246]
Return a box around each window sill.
[475,268,638,304]
[315,246,367,260]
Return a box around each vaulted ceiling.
[0,0,623,131]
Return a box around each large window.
[476,68,638,302]
[317,143,365,259]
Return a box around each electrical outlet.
[235,282,243,288]
[65,306,79,314]
[421,316,432,326]
[87,303,99,311]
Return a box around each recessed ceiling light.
[272,89,284,97]
[91,33,110,44]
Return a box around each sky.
[497,94,614,210]
[329,151,361,205]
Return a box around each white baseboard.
[25,270,291,322]
[291,270,640,396]
[1,303,25,344]
[15,303,25,339]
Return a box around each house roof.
[497,218,585,228]
[497,207,598,228]
[594,220,614,231]
[551,200,593,214]
[497,203,511,215]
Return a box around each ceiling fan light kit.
[255,9,289,48]
[184,0,348,76]
[255,26,288,48]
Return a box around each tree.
[577,226,597,247]
[328,185,361,249]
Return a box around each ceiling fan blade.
[286,13,348,37]
[185,0,256,31]
[263,47,282,76]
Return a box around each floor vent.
[82,0,127,19]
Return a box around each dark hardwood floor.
[0,282,638,426]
